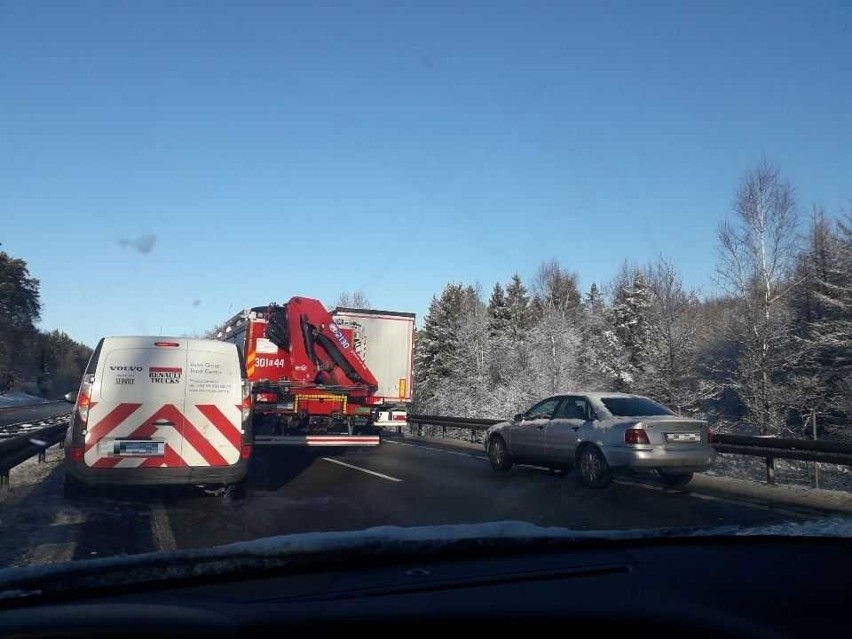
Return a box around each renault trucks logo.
[328,322,350,349]
[149,366,183,384]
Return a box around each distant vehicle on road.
[484,392,715,488]
[329,306,415,429]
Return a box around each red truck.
[212,297,383,446]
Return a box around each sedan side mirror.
[513,413,524,422]
[63,391,76,403]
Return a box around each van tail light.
[76,375,94,426]
[240,444,252,460]
[70,446,84,463]
[625,428,650,445]
[241,380,252,422]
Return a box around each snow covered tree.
[576,284,632,391]
[716,161,801,436]
[504,273,533,341]
[530,259,581,317]
[414,283,484,413]
[643,256,703,412]
[610,268,656,388]
[583,282,604,314]
[787,209,852,435]
[486,282,511,338]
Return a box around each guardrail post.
[765,456,775,484]
[38,449,47,463]
[441,425,446,438]
[0,472,8,490]
[811,409,820,490]
[470,428,476,443]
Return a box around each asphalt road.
[0,402,71,428]
[1,434,812,567]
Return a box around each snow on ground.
[0,391,49,408]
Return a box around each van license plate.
[100,440,166,457]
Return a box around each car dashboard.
[0,536,848,638]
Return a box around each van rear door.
[185,341,244,477]
[85,339,189,473]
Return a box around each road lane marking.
[384,438,487,460]
[320,457,403,482]
[150,499,177,551]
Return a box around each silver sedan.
[484,392,715,488]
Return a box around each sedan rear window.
[600,397,674,417]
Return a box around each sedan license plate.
[99,440,165,457]
[665,432,701,443]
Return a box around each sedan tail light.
[625,428,650,445]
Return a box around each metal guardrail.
[407,414,498,443]
[710,433,852,465]
[0,415,71,488]
[0,399,65,412]
[407,414,852,480]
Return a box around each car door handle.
[571,426,580,431]
[536,424,546,430]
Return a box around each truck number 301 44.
[256,357,286,368]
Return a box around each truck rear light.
[707,430,715,443]
[70,446,83,462]
[393,414,407,421]
[625,428,650,445]
[240,444,252,459]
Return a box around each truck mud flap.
[254,435,381,447]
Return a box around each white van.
[64,337,253,499]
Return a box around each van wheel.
[63,473,86,500]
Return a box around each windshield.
[1,0,851,585]
[600,397,675,417]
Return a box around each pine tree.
[610,270,655,380]
[414,283,477,409]
[504,273,532,341]
[584,283,604,314]
[577,285,632,390]
[788,210,852,433]
[486,282,510,338]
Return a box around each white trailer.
[330,307,415,428]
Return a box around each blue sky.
[2,0,850,348]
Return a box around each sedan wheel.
[577,446,612,488]
[487,436,513,472]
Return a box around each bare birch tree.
[716,161,800,435]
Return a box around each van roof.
[99,336,238,351]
